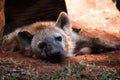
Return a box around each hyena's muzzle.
[37,38,65,63]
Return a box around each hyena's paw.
[21,50,42,59]
[75,47,92,56]
[21,50,34,57]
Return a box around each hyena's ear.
[55,12,71,31]
[18,31,33,50]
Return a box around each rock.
[0,0,5,41]
[65,0,120,40]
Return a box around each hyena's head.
[18,12,80,63]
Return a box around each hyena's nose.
[38,42,47,50]
[49,50,62,57]
[48,53,64,63]
[51,51,61,55]
[47,50,65,63]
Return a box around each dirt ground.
[0,0,120,78]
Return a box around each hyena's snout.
[38,41,65,63]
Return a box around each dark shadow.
[113,0,120,11]
[4,0,67,35]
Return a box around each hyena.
[2,12,120,63]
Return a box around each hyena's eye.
[38,42,46,49]
[55,36,62,42]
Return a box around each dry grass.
[0,61,119,80]
[41,63,120,80]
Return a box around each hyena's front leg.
[75,47,92,56]
[2,32,18,52]
[74,36,120,55]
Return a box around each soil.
[0,0,120,77]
